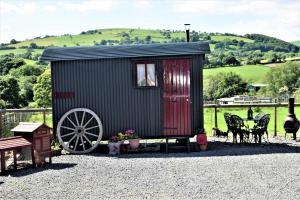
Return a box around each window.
[135,63,157,87]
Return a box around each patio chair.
[253,113,265,124]
[229,114,250,143]
[250,114,270,144]
[223,113,232,141]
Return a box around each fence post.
[274,105,277,137]
[214,105,218,129]
[0,109,2,135]
[42,108,46,124]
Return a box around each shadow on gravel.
[6,163,77,177]
[89,141,300,159]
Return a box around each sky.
[0,0,299,43]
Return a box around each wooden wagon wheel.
[57,108,103,154]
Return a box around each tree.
[9,64,45,106]
[0,54,25,75]
[29,42,38,49]
[100,39,107,45]
[33,69,52,107]
[0,76,21,108]
[10,39,18,44]
[223,54,240,66]
[266,61,300,97]
[145,35,152,43]
[205,72,247,100]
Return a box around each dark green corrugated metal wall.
[51,55,203,139]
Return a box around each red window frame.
[134,62,158,87]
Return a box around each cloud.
[171,0,299,17]
[171,0,300,41]
[61,0,116,12]
[134,0,151,8]
[43,5,57,12]
[0,1,37,14]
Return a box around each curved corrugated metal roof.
[40,41,210,61]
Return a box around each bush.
[33,69,52,107]
[205,72,248,100]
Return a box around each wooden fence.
[0,103,299,137]
[0,108,52,137]
[204,103,300,136]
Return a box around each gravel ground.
[0,140,300,199]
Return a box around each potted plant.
[125,129,140,149]
[51,141,62,157]
[196,129,208,151]
[108,133,124,155]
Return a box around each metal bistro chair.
[251,114,270,144]
[230,115,250,143]
[253,113,265,124]
[224,113,233,141]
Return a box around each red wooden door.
[163,59,191,136]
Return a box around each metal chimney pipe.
[184,24,190,42]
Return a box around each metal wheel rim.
[57,108,103,154]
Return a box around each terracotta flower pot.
[199,143,208,151]
[129,139,140,149]
[196,133,208,151]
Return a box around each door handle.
[186,98,192,103]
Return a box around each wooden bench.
[0,136,34,175]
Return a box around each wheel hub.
[76,127,85,136]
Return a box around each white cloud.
[0,1,37,14]
[61,0,116,12]
[171,0,300,41]
[43,5,57,12]
[134,0,151,8]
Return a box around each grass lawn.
[204,106,300,137]
[0,48,44,56]
[211,35,254,43]
[203,65,271,87]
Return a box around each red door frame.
[162,59,192,136]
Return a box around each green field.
[204,106,300,137]
[291,40,300,46]
[6,28,255,48]
[211,35,254,43]
[203,65,271,86]
[8,28,186,48]
[0,48,44,56]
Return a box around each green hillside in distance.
[203,64,271,87]
[7,28,254,48]
[292,40,300,46]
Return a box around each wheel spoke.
[85,131,99,137]
[85,125,99,131]
[57,108,103,154]
[61,131,76,138]
[81,136,86,151]
[83,134,93,146]
[66,116,77,128]
[80,112,86,126]
[74,136,79,151]
[74,111,80,126]
[67,134,77,144]
[83,116,95,128]
[61,126,76,131]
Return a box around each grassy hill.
[211,35,253,43]
[292,40,300,46]
[5,28,255,49]
[203,65,271,87]
[8,28,187,48]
